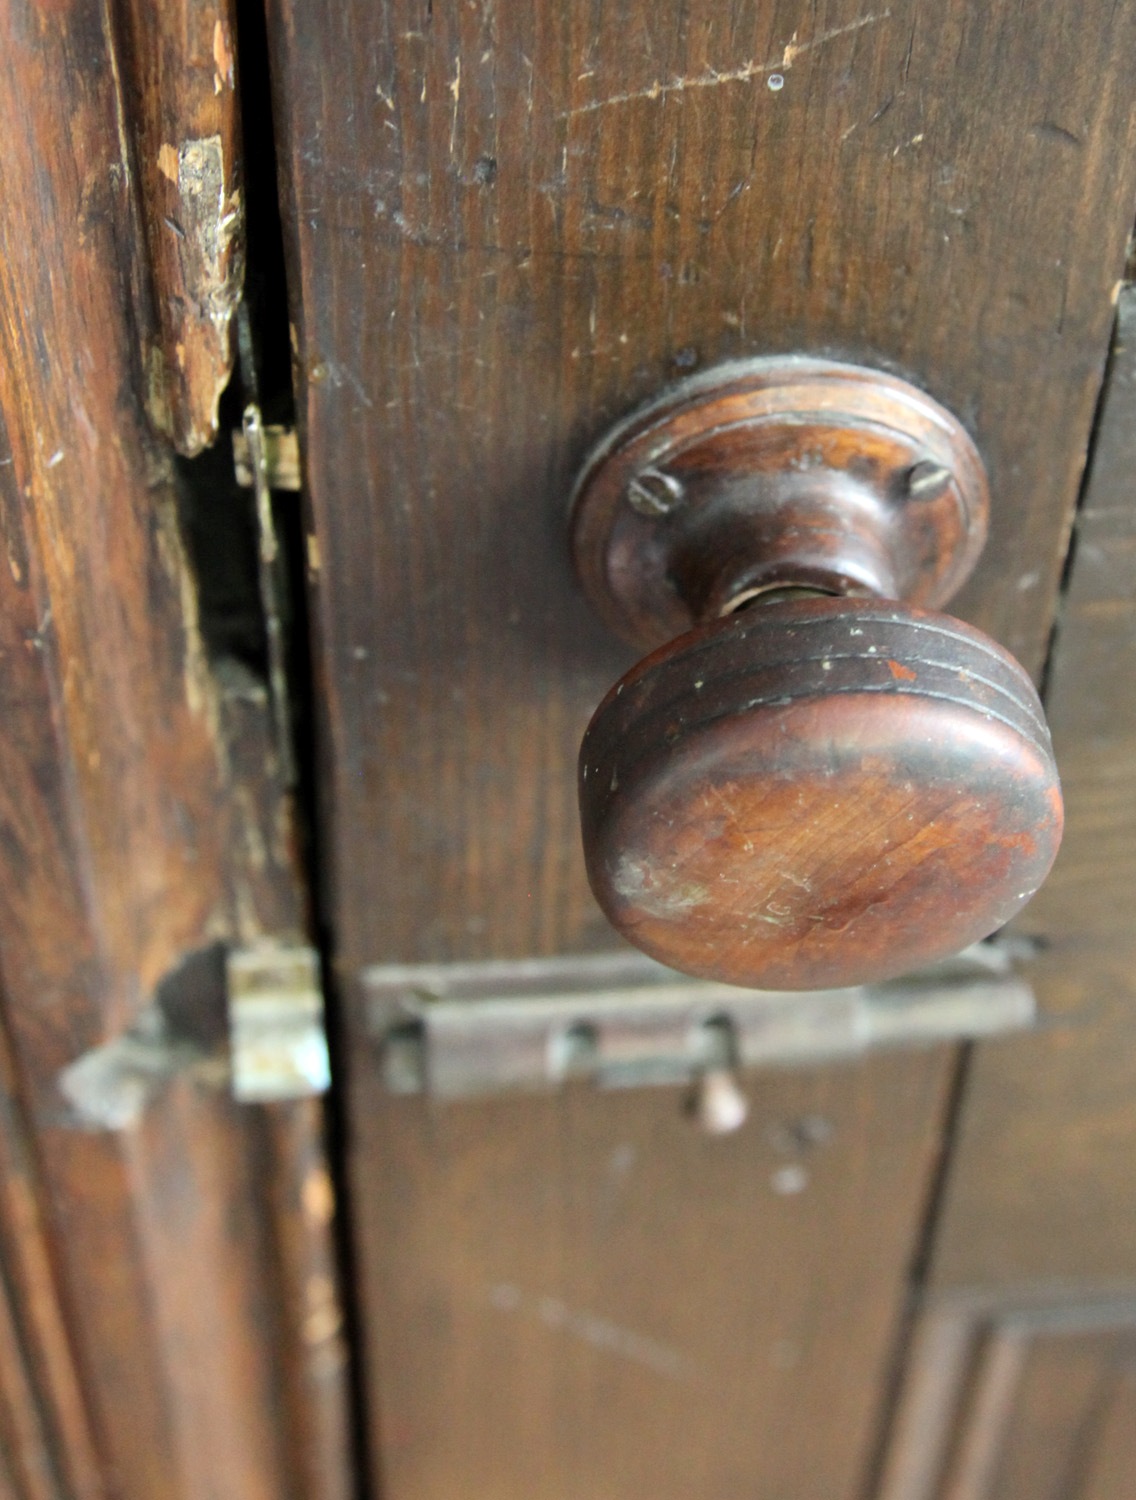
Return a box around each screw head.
[905,460,953,501]
[626,467,685,517]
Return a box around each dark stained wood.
[0,16,231,1096]
[73,1092,300,1500]
[569,357,990,647]
[571,359,1060,988]
[0,1285,58,1500]
[875,288,1136,1500]
[581,600,1061,989]
[927,288,1136,1292]
[0,9,350,1500]
[45,1088,353,1500]
[0,1022,102,1500]
[1022,290,1136,952]
[268,0,1136,975]
[259,1102,354,1500]
[266,2,1136,1497]
[361,1051,952,1500]
[115,0,244,455]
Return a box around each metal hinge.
[362,944,1034,1117]
[232,422,301,490]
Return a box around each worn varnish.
[0,1,262,1080]
[875,291,1136,1499]
[928,288,1136,1291]
[360,1054,952,1500]
[581,601,1061,989]
[116,0,245,454]
[0,8,348,1500]
[268,0,1136,971]
[267,2,1136,1497]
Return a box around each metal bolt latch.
[364,943,1034,1111]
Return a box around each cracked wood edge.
[0,10,351,1500]
[116,0,245,455]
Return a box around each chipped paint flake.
[213,18,235,92]
[157,142,179,183]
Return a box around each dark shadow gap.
[232,1,375,1496]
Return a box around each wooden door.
[0,3,1134,1500]
[260,2,1136,1498]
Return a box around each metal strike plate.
[228,944,331,1103]
[361,943,1035,1101]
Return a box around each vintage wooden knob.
[570,359,1063,991]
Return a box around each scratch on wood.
[213,18,235,93]
[449,56,461,153]
[891,131,924,157]
[562,12,890,117]
[488,1284,694,1381]
[100,0,135,198]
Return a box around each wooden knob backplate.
[570,356,990,650]
[580,599,1062,990]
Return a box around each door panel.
[264,2,1136,1497]
[0,11,351,1499]
[362,1055,951,1500]
[266,0,1136,973]
[880,1295,1136,1500]
[876,284,1136,1500]
[929,290,1136,1293]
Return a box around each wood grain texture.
[357,1051,952,1500]
[113,0,245,454]
[928,288,1136,1290]
[878,1293,1136,1500]
[259,1102,354,1500]
[580,600,1061,988]
[0,9,232,1091]
[0,9,349,1500]
[266,4,1136,1498]
[0,1283,59,1500]
[0,1024,102,1500]
[43,1086,352,1500]
[568,356,992,646]
[268,0,1136,974]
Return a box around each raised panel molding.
[879,1290,1136,1500]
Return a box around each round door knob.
[570,359,1063,991]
